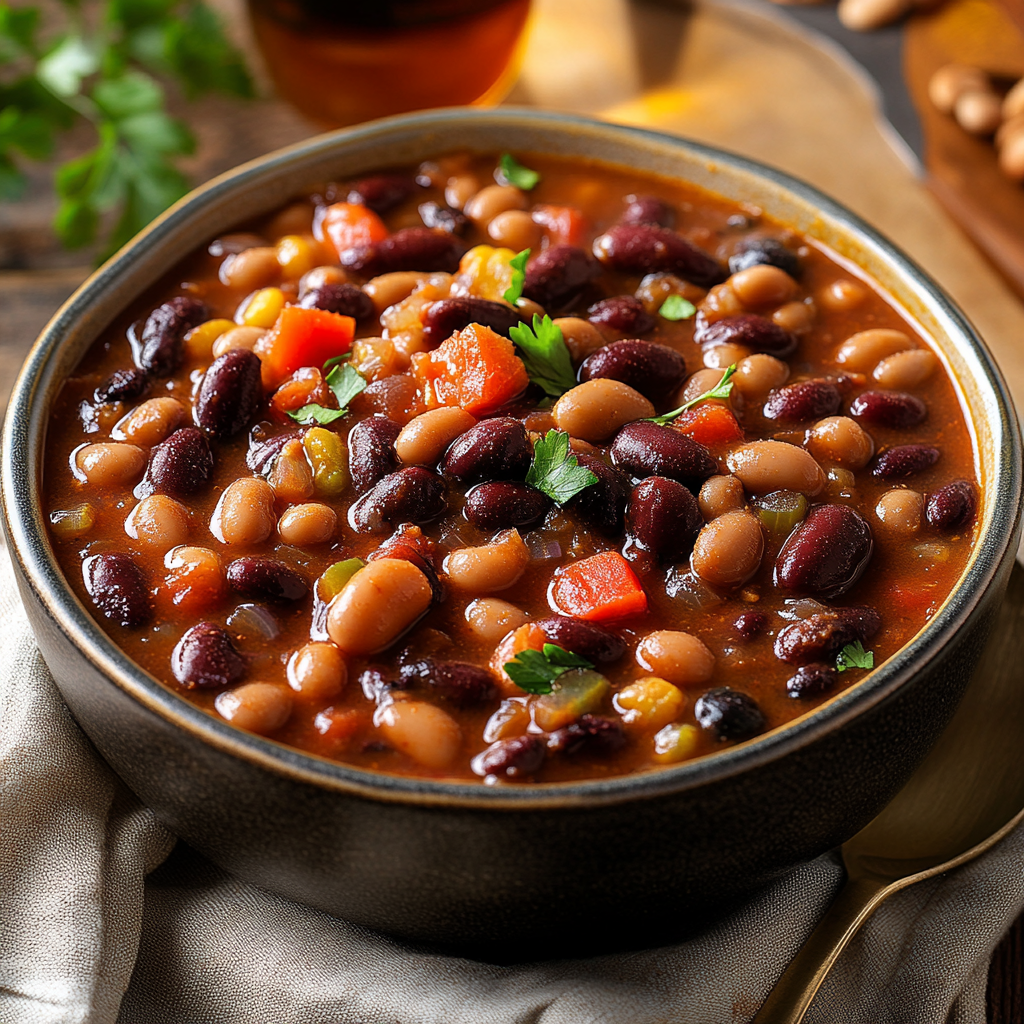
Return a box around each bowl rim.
[3,106,1021,810]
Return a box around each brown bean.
[215,682,292,735]
[277,502,337,545]
[698,474,746,520]
[211,477,276,545]
[75,442,147,486]
[834,329,912,372]
[125,494,190,551]
[636,630,715,686]
[376,700,462,769]
[444,529,531,593]
[113,398,185,448]
[727,441,826,496]
[691,510,765,588]
[872,349,937,390]
[553,380,655,443]
[806,416,874,469]
[728,264,797,308]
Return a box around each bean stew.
[44,151,979,784]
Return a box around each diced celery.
[49,503,95,539]
[753,490,808,534]
[653,722,701,764]
[303,427,348,497]
[532,669,610,732]
[317,558,365,603]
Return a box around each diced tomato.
[307,707,365,758]
[674,403,744,446]
[411,322,529,416]
[256,306,355,390]
[549,551,648,623]
[531,204,588,247]
[270,367,330,421]
[890,582,940,618]
[160,547,225,614]
[320,202,388,258]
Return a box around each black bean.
[171,622,245,690]
[774,606,881,665]
[872,444,940,480]
[624,476,702,567]
[398,658,498,707]
[226,557,309,604]
[592,224,725,288]
[338,227,465,276]
[848,390,927,429]
[141,427,214,498]
[728,236,801,278]
[694,312,796,357]
[94,367,148,405]
[587,295,655,335]
[610,421,717,486]
[535,617,626,664]
[83,553,151,628]
[246,429,303,476]
[298,282,375,321]
[547,714,627,755]
[763,380,841,423]
[419,200,466,234]
[137,296,207,377]
[620,194,675,228]
[348,415,401,493]
[349,467,447,533]
[578,339,686,402]
[194,349,263,440]
[926,480,977,532]
[421,297,521,346]
[471,735,546,778]
[694,687,765,740]
[521,243,602,309]
[346,174,416,213]
[786,663,838,699]
[464,481,551,529]
[734,610,768,640]
[441,417,532,483]
[565,453,631,536]
[774,504,874,598]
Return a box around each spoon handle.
[750,875,890,1024]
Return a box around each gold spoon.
[753,564,1024,1024]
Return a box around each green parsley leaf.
[648,364,737,426]
[322,352,352,373]
[508,314,577,398]
[658,294,697,321]
[503,643,594,694]
[526,429,598,504]
[502,247,530,306]
[287,361,367,426]
[836,641,874,673]
[499,153,540,191]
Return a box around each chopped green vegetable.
[317,558,366,602]
[836,641,874,673]
[532,668,610,730]
[503,643,594,695]
[753,490,808,535]
[526,429,598,504]
[658,294,697,321]
[508,314,577,398]
[303,427,348,497]
[502,247,531,305]
[648,364,737,426]
[499,152,540,191]
[288,361,367,425]
[322,352,352,373]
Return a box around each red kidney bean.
[83,553,151,628]
[734,610,769,640]
[421,297,521,346]
[339,227,465,276]
[298,282,375,321]
[775,504,873,598]
[786,663,837,699]
[694,687,765,740]
[610,421,717,486]
[694,312,796,357]
[137,296,208,377]
[565,453,631,536]
[95,367,148,405]
[592,224,725,288]
[348,415,401,493]
[141,427,214,497]
[872,444,940,480]
[763,380,841,423]
[171,622,245,690]
[848,390,927,429]
[774,606,881,664]
[349,467,447,532]
[471,735,546,778]
[195,349,263,440]
[441,417,532,482]
[578,339,687,402]
[624,476,703,567]
[728,236,801,278]
[536,617,627,663]
[522,244,602,309]
[547,714,627,755]
[587,295,655,335]
[418,200,467,235]
[368,524,444,602]
[398,658,498,707]
[226,557,309,603]
[926,479,977,531]
[464,481,551,529]
[246,429,303,476]
[620,194,675,228]
[346,174,416,213]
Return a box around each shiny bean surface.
[552,379,655,443]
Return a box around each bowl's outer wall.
[4,109,1022,955]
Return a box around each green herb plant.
[648,364,737,426]
[0,0,253,258]
[498,152,539,191]
[836,641,874,673]
[508,314,577,399]
[503,643,594,694]
[502,246,530,305]
[658,294,696,321]
[526,429,598,504]
[288,360,367,425]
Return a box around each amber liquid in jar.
[248,0,532,127]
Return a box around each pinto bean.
[444,529,530,592]
[774,504,874,598]
[873,349,937,390]
[875,488,923,534]
[396,407,477,466]
[555,317,608,362]
[522,244,602,309]
[636,630,715,686]
[114,397,185,448]
[565,453,631,536]
[464,482,551,529]
[535,617,626,663]
[586,295,655,335]
[125,494,190,551]
[226,557,309,603]
[75,442,147,486]
[83,552,151,628]
[609,421,716,485]
[172,622,245,689]
[553,380,655,443]
[926,480,977,531]
[694,313,796,358]
[195,349,263,440]
[698,474,746,520]
[848,390,927,429]
[287,642,346,701]
[806,416,874,470]
[625,476,703,566]
[728,265,798,308]
[726,441,826,496]
[774,606,881,664]
[578,339,687,401]
[421,297,520,345]
[441,417,532,482]
[376,700,462,768]
[215,682,292,735]
[732,354,789,400]
[873,444,940,480]
[691,510,765,588]
[210,477,277,545]
[834,329,912,372]
[593,224,725,288]
[340,227,465,276]
[349,467,447,532]
[348,415,401,493]
[763,380,841,423]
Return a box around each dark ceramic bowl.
[3,109,1021,959]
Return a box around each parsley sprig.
[648,364,737,426]
[288,361,367,425]
[504,643,594,694]
[526,429,598,504]
[658,294,697,321]
[498,152,540,191]
[508,314,577,398]
[836,641,874,673]
[502,247,530,306]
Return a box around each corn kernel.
[49,502,96,539]
[276,234,320,280]
[317,558,366,603]
[303,427,348,497]
[238,287,287,328]
[185,318,235,360]
[456,244,518,302]
[653,722,701,764]
[615,677,684,732]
